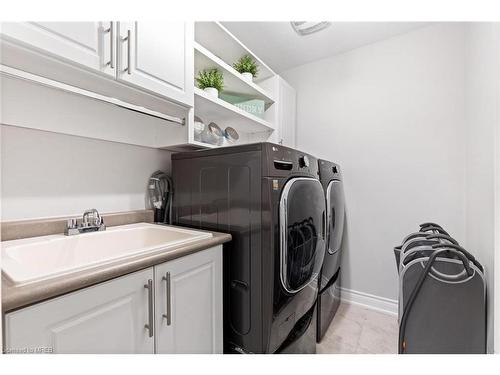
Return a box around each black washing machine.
[172,143,326,353]
[317,159,346,342]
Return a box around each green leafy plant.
[233,55,259,78]
[196,69,224,91]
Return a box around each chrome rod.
[144,279,154,337]
[0,65,185,125]
[162,272,171,326]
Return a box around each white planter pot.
[203,87,219,98]
[241,72,253,82]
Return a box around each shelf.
[194,42,275,105]
[195,22,276,83]
[194,87,274,133]
[189,140,218,148]
[161,141,217,152]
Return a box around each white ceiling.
[222,22,435,73]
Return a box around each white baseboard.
[340,287,398,316]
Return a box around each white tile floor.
[317,303,399,354]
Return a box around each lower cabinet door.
[154,246,223,353]
[4,268,155,354]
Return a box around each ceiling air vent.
[290,21,331,36]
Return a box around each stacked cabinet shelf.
[185,22,278,150]
[194,43,275,104]
[194,87,273,133]
[195,22,276,82]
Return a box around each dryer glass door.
[327,180,345,255]
[280,177,326,294]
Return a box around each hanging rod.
[0,64,185,125]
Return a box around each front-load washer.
[172,143,326,353]
[316,159,345,342]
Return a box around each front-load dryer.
[172,143,326,353]
[316,159,345,342]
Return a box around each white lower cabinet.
[4,268,154,354]
[4,246,222,354]
[154,246,223,353]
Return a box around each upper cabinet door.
[4,268,155,354]
[0,22,116,77]
[278,77,297,148]
[154,246,223,354]
[117,21,194,107]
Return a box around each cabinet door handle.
[121,29,131,74]
[124,29,131,75]
[144,279,154,338]
[107,21,114,69]
[162,272,171,326]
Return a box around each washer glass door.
[280,177,326,294]
[327,180,345,255]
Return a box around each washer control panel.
[266,143,318,177]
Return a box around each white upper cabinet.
[264,76,297,148]
[154,247,223,354]
[1,22,116,77]
[117,21,194,106]
[4,268,155,354]
[277,77,297,148]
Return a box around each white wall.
[0,124,172,221]
[464,23,499,354]
[282,23,467,302]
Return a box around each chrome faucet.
[65,208,106,236]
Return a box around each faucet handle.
[66,218,78,229]
[91,212,101,226]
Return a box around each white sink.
[1,223,212,285]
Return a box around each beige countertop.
[2,229,231,313]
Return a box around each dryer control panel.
[318,159,342,181]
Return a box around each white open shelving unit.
[195,22,276,83]
[194,43,275,105]
[174,21,278,150]
[194,87,273,133]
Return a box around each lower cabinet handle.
[162,272,171,326]
[144,279,154,338]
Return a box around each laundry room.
[0,3,499,371]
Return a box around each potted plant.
[233,55,259,82]
[196,68,224,98]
